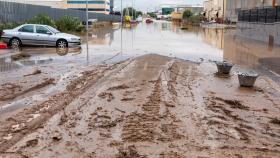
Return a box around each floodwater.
[0,21,280,76]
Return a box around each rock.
[26,139,38,147]
[52,133,62,141]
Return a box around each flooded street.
[1,21,225,73]
[0,21,280,158]
[1,21,280,77]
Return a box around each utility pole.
[222,0,225,23]
[86,0,89,63]
[121,0,123,53]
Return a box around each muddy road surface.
[0,54,280,158]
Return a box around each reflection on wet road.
[0,21,280,76]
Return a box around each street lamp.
[121,0,123,53]
[86,0,89,62]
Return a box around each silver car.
[1,24,81,48]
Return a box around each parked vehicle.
[1,24,81,48]
[146,19,154,24]
[137,16,143,22]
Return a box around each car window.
[19,25,34,33]
[36,26,50,34]
[46,26,60,33]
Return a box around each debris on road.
[24,68,42,77]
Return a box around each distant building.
[174,5,203,15]
[110,0,114,12]
[160,4,176,15]
[162,8,175,15]
[171,5,203,21]
[203,0,280,23]
[203,0,225,22]
[225,0,280,22]
[65,0,111,14]
[0,0,111,14]
[159,4,203,21]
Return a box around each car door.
[35,25,55,46]
[17,25,36,45]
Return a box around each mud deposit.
[0,54,280,158]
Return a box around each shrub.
[183,10,193,19]
[188,15,203,25]
[28,14,56,27]
[55,16,82,32]
[147,12,157,19]
[0,23,21,32]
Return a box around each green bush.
[136,11,143,17]
[147,12,157,19]
[0,14,85,34]
[183,10,193,19]
[28,14,56,27]
[188,15,202,25]
[55,16,83,32]
[0,23,21,32]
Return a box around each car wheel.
[56,40,68,48]
[10,38,21,49]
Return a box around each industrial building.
[0,0,112,14]
[65,0,111,14]
[203,0,280,23]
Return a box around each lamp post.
[121,0,123,53]
[86,0,89,63]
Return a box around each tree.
[183,10,193,19]
[136,11,143,17]
[123,7,137,19]
[147,12,157,19]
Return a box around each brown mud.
[0,54,279,158]
[0,78,55,101]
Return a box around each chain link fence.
[0,1,120,23]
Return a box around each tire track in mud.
[167,62,178,98]
[0,78,55,102]
[204,95,280,150]
[122,76,162,142]
[204,96,254,142]
[122,61,185,145]
[0,60,131,152]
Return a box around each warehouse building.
[0,0,111,14]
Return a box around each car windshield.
[46,26,60,33]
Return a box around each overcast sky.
[114,0,204,11]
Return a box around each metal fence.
[0,1,120,23]
[238,6,280,23]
